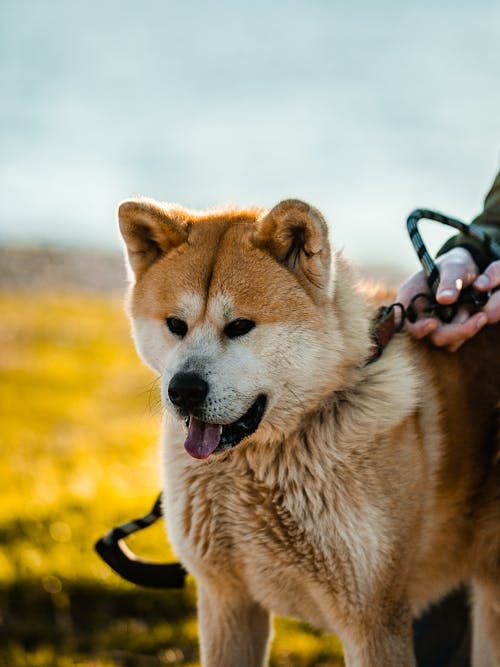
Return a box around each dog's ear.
[118,198,189,279]
[253,199,331,298]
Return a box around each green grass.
[0,290,343,666]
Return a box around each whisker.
[137,375,164,416]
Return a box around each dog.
[118,197,500,667]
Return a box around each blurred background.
[1,1,499,665]
[2,0,500,264]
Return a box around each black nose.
[168,372,209,411]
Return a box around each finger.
[396,271,430,307]
[436,248,478,304]
[473,259,500,291]
[429,311,488,348]
[404,317,439,339]
[482,289,500,324]
[431,306,470,345]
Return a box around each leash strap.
[94,494,186,588]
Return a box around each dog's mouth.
[183,394,267,460]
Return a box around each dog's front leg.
[198,583,272,667]
[342,606,416,667]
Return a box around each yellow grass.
[0,290,343,666]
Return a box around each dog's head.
[119,198,368,459]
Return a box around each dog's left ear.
[253,199,331,298]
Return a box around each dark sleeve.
[437,170,500,271]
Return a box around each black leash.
[94,494,186,588]
[95,208,500,586]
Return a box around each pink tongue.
[184,418,222,459]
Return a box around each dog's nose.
[168,372,209,411]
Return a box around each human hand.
[397,247,500,352]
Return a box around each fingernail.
[438,289,456,300]
[475,275,489,289]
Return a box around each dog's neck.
[242,341,419,495]
[330,252,375,369]
[241,264,420,486]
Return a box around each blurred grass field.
[0,288,344,666]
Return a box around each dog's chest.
[164,447,382,628]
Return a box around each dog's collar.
[366,304,405,364]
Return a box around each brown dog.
[118,197,500,667]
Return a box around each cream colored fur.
[118,197,500,667]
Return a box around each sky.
[1,0,499,271]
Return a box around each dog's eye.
[166,317,188,338]
[224,318,255,339]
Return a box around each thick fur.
[118,198,500,667]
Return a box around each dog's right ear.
[118,198,189,280]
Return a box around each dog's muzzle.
[167,372,267,459]
[183,394,267,459]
